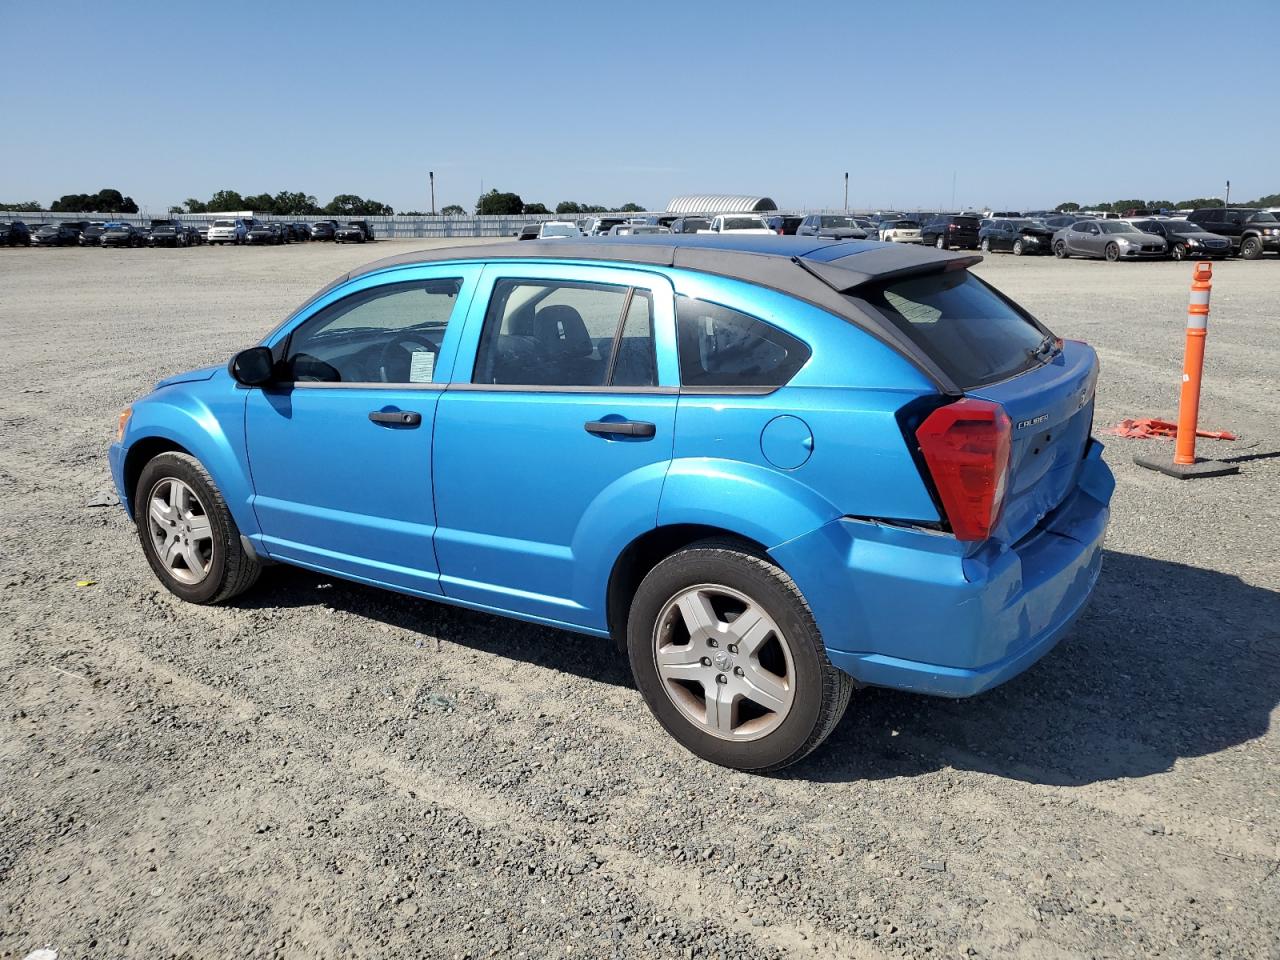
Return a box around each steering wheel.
[377,336,436,383]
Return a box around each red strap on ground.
[1109,418,1237,441]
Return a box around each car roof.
[308,236,981,394]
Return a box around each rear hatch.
[851,265,1097,544]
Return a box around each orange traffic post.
[1134,261,1239,479]
[1174,262,1212,464]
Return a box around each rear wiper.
[1029,333,1060,362]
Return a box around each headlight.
[1116,237,1132,245]
[1185,238,1200,246]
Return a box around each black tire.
[627,538,853,773]
[1239,236,1263,260]
[1172,242,1187,262]
[935,234,947,250]
[1054,240,1069,259]
[1105,242,1120,262]
[1012,239,1024,256]
[134,452,261,604]
[980,238,991,252]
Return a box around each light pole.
[843,172,849,212]
[1224,179,1230,209]
[429,171,436,216]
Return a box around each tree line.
[473,189,645,217]
[176,189,393,217]
[1055,193,1280,213]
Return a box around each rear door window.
[675,297,810,389]
[853,270,1045,390]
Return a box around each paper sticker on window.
[410,350,436,383]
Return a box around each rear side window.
[675,296,810,389]
[853,271,1045,390]
[472,279,657,388]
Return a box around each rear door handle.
[584,419,656,438]
[369,410,421,426]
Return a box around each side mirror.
[229,346,275,386]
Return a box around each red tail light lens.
[915,399,1012,541]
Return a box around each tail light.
[915,399,1011,541]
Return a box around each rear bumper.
[772,441,1115,698]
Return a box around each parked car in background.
[607,224,670,235]
[579,217,626,236]
[669,217,710,235]
[292,222,312,241]
[699,214,773,235]
[346,220,375,242]
[796,215,868,240]
[979,218,1055,255]
[921,215,981,250]
[78,222,107,246]
[32,223,81,246]
[1052,219,1167,260]
[147,220,188,247]
[185,224,205,245]
[110,236,1113,772]
[643,215,679,229]
[1131,219,1231,260]
[310,221,337,242]
[208,219,248,245]
[1185,208,1280,259]
[101,223,144,248]
[515,223,540,241]
[1041,214,1085,232]
[0,220,32,246]
[987,210,1022,219]
[538,221,582,239]
[245,222,282,245]
[334,222,368,243]
[767,215,804,235]
[878,219,923,243]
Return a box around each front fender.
[116,380,256,536]
[657,457,840,549]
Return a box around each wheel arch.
[606,524,771,651]
[122,436,192,517]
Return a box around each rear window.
[854,270,1045,389]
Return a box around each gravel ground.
[1,241,1277,960]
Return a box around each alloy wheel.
[652,584,796,742]
[146,477,214,585]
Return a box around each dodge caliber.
[109,236,1114,771]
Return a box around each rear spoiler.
[793,250,983,294]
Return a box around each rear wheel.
[1105,242,1120,262]
[135,452,261,604]
[1054,240,1069,258]
[627,539,853,772]
[1239,236,1263,260]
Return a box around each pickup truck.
[697,214,775,235]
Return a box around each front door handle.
[369,410,421,427]
[584,419,656,438]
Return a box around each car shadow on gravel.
[795,549,1280,786]
[240,565,634,687]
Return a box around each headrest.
[533,305,593,358]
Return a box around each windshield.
[723,217,766,230]
[106,225,129,232]
[1008,219,1038,228]
[854,270,1044,390]
[1249,212,1278,222]
[540,225,578,237]
[1100,221,1140,234]
[213,219,234,227]
[820,216,858,228]
[1163,221,1198,234]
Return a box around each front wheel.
[980,238,991,252]
[135,452,261,604]
[1012,239,1024,256]
[1054,240,1069,258]
[1172,242,1187,261]
[1105,242,1120,262]
[935,234,947,250]
[1239,236,1263,260]
[627,539,853,772]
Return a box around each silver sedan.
[1052,220,1167,261]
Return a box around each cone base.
[1133,453,1240,479]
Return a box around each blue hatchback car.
[110,236,1114,771]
